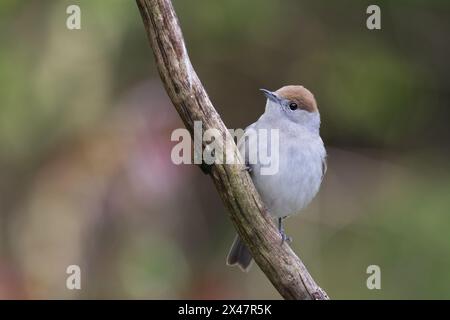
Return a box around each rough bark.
[136,0,329,300]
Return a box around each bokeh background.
[0,0,449,299]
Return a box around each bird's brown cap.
[276,85,318,113]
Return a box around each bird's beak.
[260,89,281,104]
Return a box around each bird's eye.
[289,102,298,110]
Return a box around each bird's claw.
[242,165,252,173]
[278,217,292,244]
[280,231,292,244]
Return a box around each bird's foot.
[278,217,292,244]
[280,230,292,244]
[242,165,252,173]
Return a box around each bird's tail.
[226,235,253,272]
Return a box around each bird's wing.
[321,156,327,181]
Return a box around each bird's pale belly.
[251,144,323,218]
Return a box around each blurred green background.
[0,0,449,299]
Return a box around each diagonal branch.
[136,0,329,300]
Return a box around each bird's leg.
[278,217,292,244]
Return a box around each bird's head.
[260,85,320,132]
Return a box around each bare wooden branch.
[136,0,329,300]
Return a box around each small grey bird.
[227,85,327,271]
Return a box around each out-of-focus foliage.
[0,0,449,299]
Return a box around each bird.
[226,85,327,271]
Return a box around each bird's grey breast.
[241,117,325,218]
